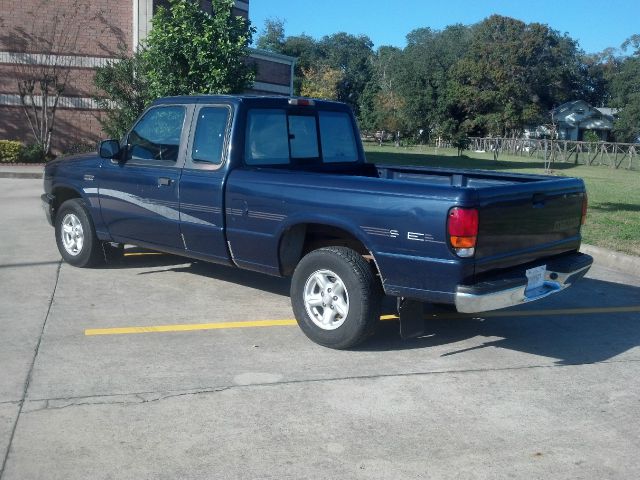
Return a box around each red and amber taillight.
[581,193,588,226]
[448,207,479,258]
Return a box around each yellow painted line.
[86,319,298,336]
[84,306,639,337]
[123,252,165,257]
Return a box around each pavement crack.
[0,260,61,480]
[19,356,640,414]
[23,387,233,413]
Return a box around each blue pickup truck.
[42,95,592,348]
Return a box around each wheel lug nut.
[321,292,324,297]
[330,305,335,310]
[333,296,338,301]
[328,288,332,293]
[322,303,326,307]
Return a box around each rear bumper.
[41,193,55,226]
[454,252,593,313]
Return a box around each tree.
[610,54,640,142]
[142,0,255,98]
[12,1,98,157]
[94,52,151,139]
[300,66,344,100]
[256,18,285,52]
[448,15,584,137]
[318,33,374,116]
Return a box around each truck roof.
[151,95,349,110]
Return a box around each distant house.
[551,100,616,141]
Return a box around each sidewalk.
[0,163,44,179]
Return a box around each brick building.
[0,0,295,152]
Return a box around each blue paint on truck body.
[43,95,591,306]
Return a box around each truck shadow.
[363,277,640,366]
[136,259,292,297]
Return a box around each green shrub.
[65,143,96,155]
[0,140,23,163]
[20,143,47,163]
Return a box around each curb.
[0,164,44,179]
[0,171,42,179]
[580,244,640,277]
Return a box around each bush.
[65,143,96,155]
[19,143,47,163]
[0,140,23,163]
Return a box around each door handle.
[158,177,172,187]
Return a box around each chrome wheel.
[60,213,84,256]
[303,269,350,330]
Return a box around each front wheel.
[54,199,103,267]
[291,247,382,349]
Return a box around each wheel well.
[52,187,82,218]
[279,223,374,276]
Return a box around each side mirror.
[99,139,121,159]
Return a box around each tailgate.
[474,178,586,274]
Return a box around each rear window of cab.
[244,109,358,166]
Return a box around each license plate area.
[525,265,546,294]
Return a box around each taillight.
[581,193,588,225]
[288,98,315,106]
[448,207,479,258]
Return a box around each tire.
[54,198,104,268]
[291,246,382,349]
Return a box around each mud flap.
[397,298,425,339]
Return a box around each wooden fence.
[465,137,639,170]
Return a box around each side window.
[127,106,185,163]
[319,111,358,163]
[245,109,289,165]
[191,107,229,165]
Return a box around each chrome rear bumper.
[454,253,593,313]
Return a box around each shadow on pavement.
[362,277,640,365]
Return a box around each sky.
[250,0,640,54]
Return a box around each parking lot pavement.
[1,178,639,479]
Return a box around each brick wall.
[0,0,132,57]
[0,106,105,152]
[0,65,99,98]
[248,57,292,87]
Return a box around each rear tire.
[291,246,381,349]
[55,199,104,268]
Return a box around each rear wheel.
[55,199,103,267]
[291,246,381,349]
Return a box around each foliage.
[20,143,48,163]
[610,53,640,143]
[94,0,255,140]
[256,15,637,145]
[583,130,600,144]
[256,18,286,52]
[449,16,584,137]
[94,52,151,139]
[0,141,24,163]
[142,0,255,98]
[300,67,344,100]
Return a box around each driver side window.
[126,106,186,163]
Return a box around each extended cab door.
[98,105,189,249]
[177,104,232,264]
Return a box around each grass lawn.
[364,143,640,256]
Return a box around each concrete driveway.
[1,178,639,479]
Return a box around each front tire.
[291,246,382,349]
[55,199,103,267]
